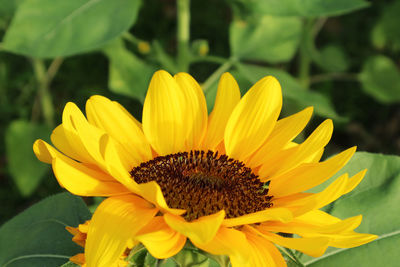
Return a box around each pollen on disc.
[130,150,272,221]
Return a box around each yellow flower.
[33,70,377,267]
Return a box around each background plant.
[0,0,399,266]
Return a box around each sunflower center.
[130,150,272,221]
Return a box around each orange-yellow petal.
[224,76,282,161]
[202,73,240,150]
[85,195,158,267]
[164,210,225,244]
[135,216,186,258]
[70,253,85,265]
[174,72,208,149]
[142,70,188,155]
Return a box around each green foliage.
[314,45,349,72]
[236,63,344,121]
[3,0,142,58]
[360,55,400,103]
[60,262,79,267]
[300,152,400,266]
[0,0,23,17]
[370,1,400,52]
[230,15,302,63]
[5,120,50,197]
[0,193,91,267]
[0,0,399,266]
[104,39,156,102]
[230,0,369,17]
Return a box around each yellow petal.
[136,216,186,258]
[241,226,287,267]
[317,232,378,248]
[101,134,140,187]
[51,125,85,162]
[129,182,186,216]
[192,226,251,267]
[269,147,356,197]
[86,95,152,162]
[142,70,188,155]
[112,100,142,129]
[174,72,208,149]
[202,73,240,150]
[62,102,108,168]
[85,195,158,267]
[253,226,330,257]
[33,139,56,164]
[34,140,127,196]
[224,76,282,161]
[222,207,293,227]
[164,210,225,244]
[264,119,333,178]
[301,173,349,212]
[343,169,367,194]
[261,212,364,236]
[295,209,341,225]
[53,157,129,196]
[292,169,366,217]
[247,107,313,168]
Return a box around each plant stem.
[47,58,64,82]
[32,58,62,127]
[202,58,235,94]
[122,32,140,45]
[153,41,180,73]
[309,72,359,84]
[191,55,228,64]
[298,19,315,88]
[177,0,190,72]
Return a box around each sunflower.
[33,70,377,267]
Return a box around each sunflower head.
[34,70,377,267]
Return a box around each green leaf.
[244,0,369,17]
[103,39,156,103]
[236,63,344,121]
[370,1,400,52]
[359,55,400,103]
[230,16,302,63]
[3,0,142,58]
[314,45,349,72]
[300,152,400,266]
[0,193,91,267]
[60,261,80,267]
[0,0,24,17]
[5,120,50,197]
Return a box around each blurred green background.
[0,0,399,226]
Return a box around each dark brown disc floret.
[130,150,272,221]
